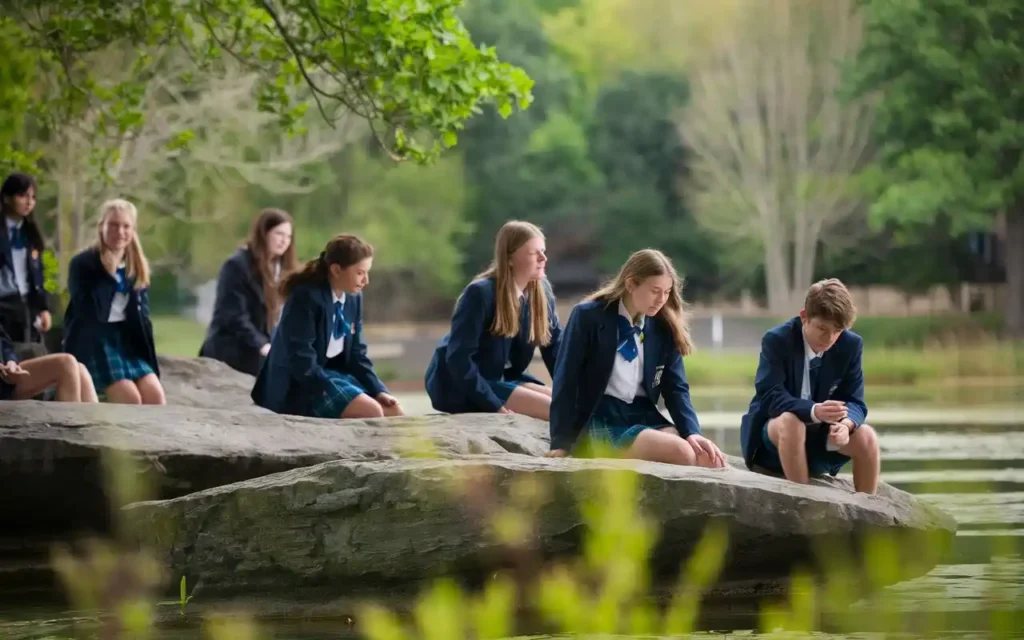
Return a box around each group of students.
[1,172,165,406]
[2,171,882,494]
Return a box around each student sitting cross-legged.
[740,278,881,494]
[546,249,726,467]
[424,220,562,421]
[64,199,165,405]
[251,234,402,419]
[1,322,97,403]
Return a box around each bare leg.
[341,394,386,419]
[767,412,809,484]
[839,424,881,494]
[14,354,81,401]
[105,380,143,404]
[520,382,551,397]
[382,402,405,417]
[503,386,551,420]
[78,364,99,403]
[624,427,699,466]
[135,374,166,405]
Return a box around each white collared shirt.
[108,263,130,323]
[326,292,347,359]
[604,301,647,404]
[6,219,29,295]
[802,336,825,422]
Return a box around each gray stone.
[121,454,957,603]
[158,355,263,411]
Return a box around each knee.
[851,424,880,458]
[771,412,805,443]
[57,354,78,376]
[365,402,386,418]
[673,438,698,466]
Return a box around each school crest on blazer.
[653,364,665,387]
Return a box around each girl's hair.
[584,248,694,356]
[95,198,151,289]
[472,220,551,346]
[247,208,298,330]
[281,233,373,297]
[1,172,45,252]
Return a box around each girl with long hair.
[251,234,402,419]
[424,220,562,420]
[548,249,726,467]
[200,208,299,375]
[63,199,165,404]
[0,172,52,345]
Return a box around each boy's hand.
[828,423,850,450]
[813,399,847,423]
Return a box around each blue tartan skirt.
[84,323,155,391]
[307,369,367,418]
[584,394,672,451]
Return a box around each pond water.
[2,391,1022,639]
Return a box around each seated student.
[547,249,727,467]
[200,208,298,375]
[251,234,403,419]
[740,278,880,494]
[64,199,166,405]
[1,323,98,403]
[1,173,53,347]
[425,220,562,420]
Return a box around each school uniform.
[0,324,18,400]
[424,277,562,413]
[739,317,868,477]
[63,248,159,391]
[251,282,387,418]
[549,300,702,452]
[0,217,50,343]
[199,247,276,376]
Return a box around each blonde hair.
[804,278,857,330]
[95,198,151,289]
[584,248,694,356]
[472,220,552,347]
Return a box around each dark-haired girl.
[1,173,52,345]
[200,208,298,375]
[251,234,402,419]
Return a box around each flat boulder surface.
[158,355,264,411]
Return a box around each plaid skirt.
[84,324,155,391]
[307,369,367,418]
[583,394,671,451]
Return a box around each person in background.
[200,208,298,376]
[547,249,726,467]
[740,278,881,494]
[425,220,562,420]
[1,322,97,403]
[63,199,166,405]
[0,173,52,348]
[251,234,402,419]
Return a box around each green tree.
[0,0,533,169]
[847,0,1024,336]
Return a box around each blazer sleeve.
[281,288,333,397]
[444,283,504,412]
[1,325,16,362]
[217,258,269,351]
[66,253,89,306]
[549,305,586,451]
[834,336,868,427]
[28,253,50,313]
[538,280,562,377]
[350,296,387,397]
[661,346,702,438]
[754,332,815,424]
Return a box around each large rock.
[158,355,263,411]
[121,455,956,605]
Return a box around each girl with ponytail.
[63,199,165,404]
[251,234,401,419]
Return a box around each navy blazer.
[0,222,50,314]
[251,282,387,415]
[739,316,868,471]
[424,277,562,413]
[549,300,702,451]
[1,323,16,363]
[62,247,160,377]
[199,247,270,376]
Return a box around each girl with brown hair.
[200,208,298,375]
[424,220,562,420]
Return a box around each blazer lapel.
[642,315,658,394]
[789,320,805,398]
[319,285,335,351]
[595,304,618,389]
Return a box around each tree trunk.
[1004,204,1024,338]
[763,236,793,315]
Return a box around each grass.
[151,315,207,358]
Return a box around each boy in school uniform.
[740,278,881,493]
